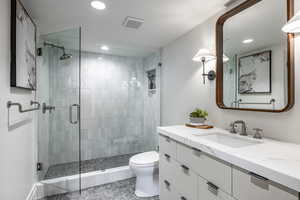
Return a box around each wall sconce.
[192,49,216,84]
[282,11,300,33]
[193,49,229,84]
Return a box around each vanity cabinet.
[160,140,198,200]
[160,148,177,184]
[173,160,198,200]
[233,167,298,200]
[177,142,232,194]
[159,135,299,200]
[160,176,178,200]
[159,135,177,158]
[198,176,234,200]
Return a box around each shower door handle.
[69,104,80,124]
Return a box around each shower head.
[44,42,73,60]
[60,47,72,60]
[60,52,73,60]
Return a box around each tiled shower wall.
[143,52,161,151]
[48,48,80,165]
[81,52,145,161]
[42,49,160,166]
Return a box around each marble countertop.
[158,125,300,192]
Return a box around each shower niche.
[147,69,157,94]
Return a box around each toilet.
[129,151,159,197]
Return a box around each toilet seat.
[129,151,159,167]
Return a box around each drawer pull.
[164,136,171,142]
[192,147,202,152]
[164,154,171,159]
[181,164,190,171]
[164,180,170,187]
[181,196,187,200]
[207,182,219,195]
[248,172,269,182]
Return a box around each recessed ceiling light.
[98,57,103,60]
[91,1,106,10]
[242,39,254,44]
[101,45,109,51]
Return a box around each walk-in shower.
[37,27,161,196]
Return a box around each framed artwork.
[11,0,37,90]
[238,50,272,94]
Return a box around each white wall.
[161,0,300,144]
[0,0,37,199]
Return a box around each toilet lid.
[130,151,159,166]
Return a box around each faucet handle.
[253,128,263,139]
[229,123,237,134]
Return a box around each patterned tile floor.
[40,178,159,200]
[44,153,138,179]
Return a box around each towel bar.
[7,101,40,113]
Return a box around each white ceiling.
[24,0,226,57]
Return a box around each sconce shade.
[193,48,229,63]
[192,49,216,62]
[282,11,300,33]
[223,54,230,62]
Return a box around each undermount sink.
[200,133,262,148]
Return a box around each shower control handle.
[42,103,55,114]
[69,104,80,124]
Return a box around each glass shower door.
[37,27,82,195]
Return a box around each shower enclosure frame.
[78,27,82,193]
[37,27,83,194]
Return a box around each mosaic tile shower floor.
[44,153,137,179]
[40,178,160,200]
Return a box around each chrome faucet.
[232,120,247,136]
[253,128,263,139]
[229,123,237,134]
[42,103,56,114]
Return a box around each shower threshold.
[38,165,135,199]
[44,153,137,180]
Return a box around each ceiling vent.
[122,16,144,29]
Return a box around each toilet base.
[135,173,159,197]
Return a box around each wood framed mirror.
[216,0,294,112]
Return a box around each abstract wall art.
[11,0,37,90]
[238,50,271,94]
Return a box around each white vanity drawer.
[160,151,177,184]
[177,142,232,194]
[159,134,177,159]
[233,167,299,200]
[160,176,178,200]
[160,176,195,200]
[174,160,198,200]
[198,176,235,200]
